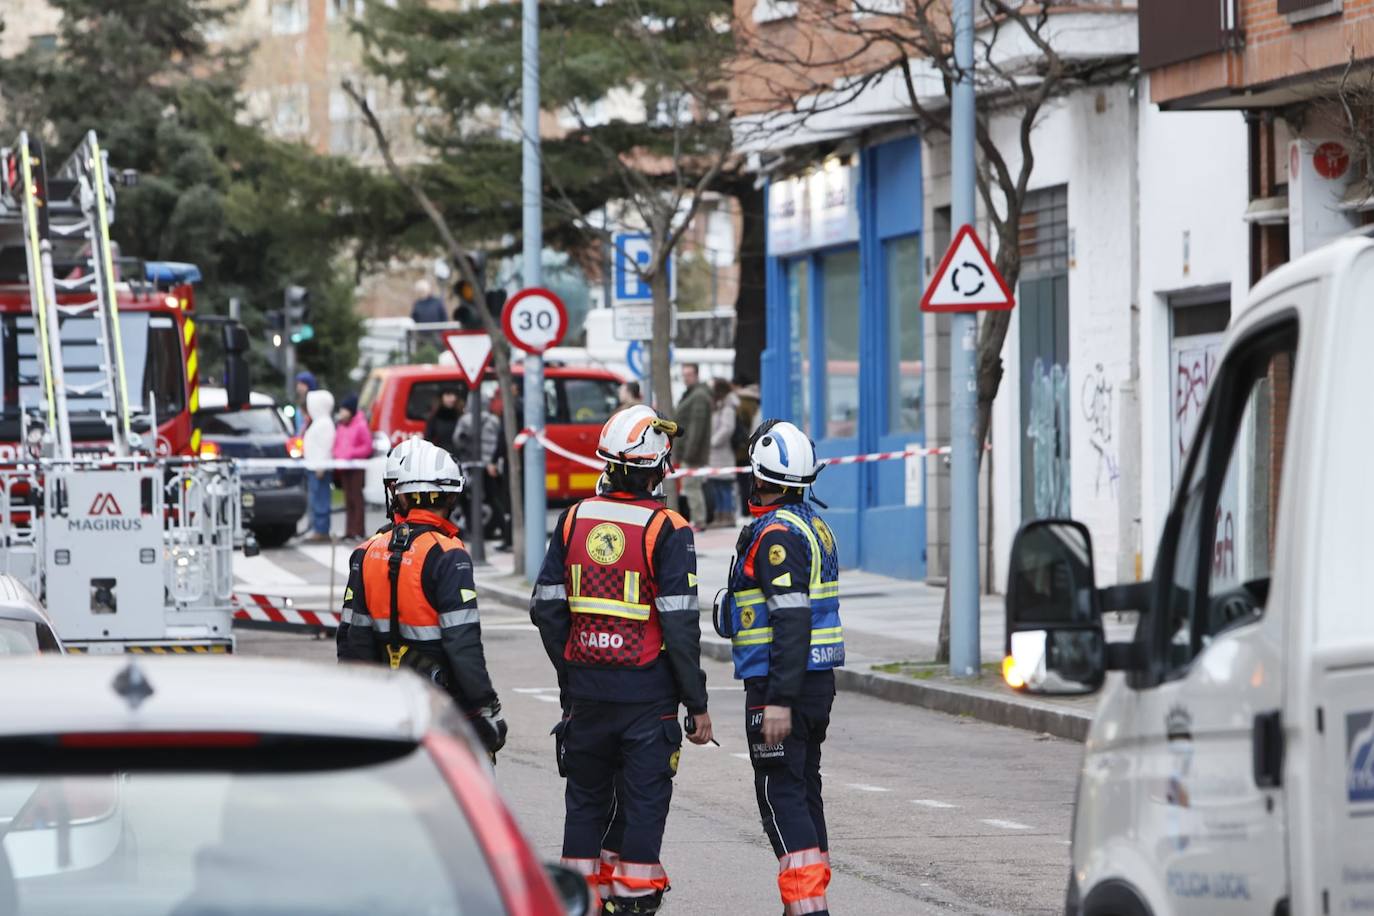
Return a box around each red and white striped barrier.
[231,593,341,631]
[512,428,952,478]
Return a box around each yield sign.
[921,224,1015,313]
[442,330,494,388]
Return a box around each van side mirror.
[222,323,251,410]
[544,863,592,916]
[1004,519,1106,695]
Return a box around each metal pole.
[467,389,487,564]
[282,288,296,403]
[522,0,546,583]
[949,0,981,678]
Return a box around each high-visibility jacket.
[725,501,844,681]
[561,496,671,669]
[346,508,497,713]
[531,491,709,714]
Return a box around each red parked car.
[360,363,624,501]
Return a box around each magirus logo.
[88,492,123,515]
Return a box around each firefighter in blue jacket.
[715,419,843,916]
[531,404,713,914]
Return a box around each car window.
[561,378,618,425]
[0,747,503,915]
[0,619,40,656]
[195,408,287,437]
[1157,321,1296,674]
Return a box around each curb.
[480,578,1090,743]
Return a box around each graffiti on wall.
[1170,334,1223,482]
[1082,364,1119,498]
[1026,357,1071,518]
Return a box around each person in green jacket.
[674,363,712,532]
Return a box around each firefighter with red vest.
[531,404,713,915]
[346,440,507,756]
[714,420,843,916]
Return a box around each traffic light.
[284,285,313,345]
[452,251,487,305]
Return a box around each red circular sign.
[1313,141,1350,180]
[501,287,568,354]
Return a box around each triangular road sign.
[442,331,494,388]
[921,224,1015,313]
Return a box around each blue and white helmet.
[748,419,821,488]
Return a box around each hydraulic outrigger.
[0,130,249,653]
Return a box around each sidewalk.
[474,522,1096,741]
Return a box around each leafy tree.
[0,0,389,396]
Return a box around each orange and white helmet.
[596,404,677,470]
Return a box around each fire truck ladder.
[0,130,134,459]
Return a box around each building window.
[1019,185,1071,520]
[886,235,923,434]
[820,248,859,440]
[270,0,307,34]
[272,83,310,137]
[28,34,58,53]
[787,259,810,434]
[753,0,798,23]
[327,0,366,20]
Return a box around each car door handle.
[1252,709,1284,789]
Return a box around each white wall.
[987,82,1139,586]
[1136,86,1250,571]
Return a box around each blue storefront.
[759,134,926,580]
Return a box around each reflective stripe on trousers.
[778,847,830,915]
[607,860,669,898]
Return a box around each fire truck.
[0,130,253,654]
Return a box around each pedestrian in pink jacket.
[333,393,374,539]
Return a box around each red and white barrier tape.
[231,593,341,630]
[512,428,952,479]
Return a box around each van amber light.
[1002,655,1025,689]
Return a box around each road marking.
[532,695,561,704]
[513,687,559,694]
[731,752,752,762]
[980,818,1034,831]
[234,553,308,586]
[297,543,354,576]
[912,799,959,809]
[846,783,890,793]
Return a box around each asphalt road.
[239,589,1081,916]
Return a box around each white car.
[0,656,587,916]
[0,576,62,656]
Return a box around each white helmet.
[748,419,821,487]
[596,404,676,469]
[384,437,425,482]
[394,440,467,495]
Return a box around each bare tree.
[537,0,740,441]
[739,0,1132,661]
[344,81,530,576]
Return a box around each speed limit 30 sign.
[502,287,568,354]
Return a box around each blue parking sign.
[614,233,665,303]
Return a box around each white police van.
[1002,234,1374,916]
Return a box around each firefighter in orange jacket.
[346,440,506,755]
[531,405,713,914]
[337,437,422,660]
